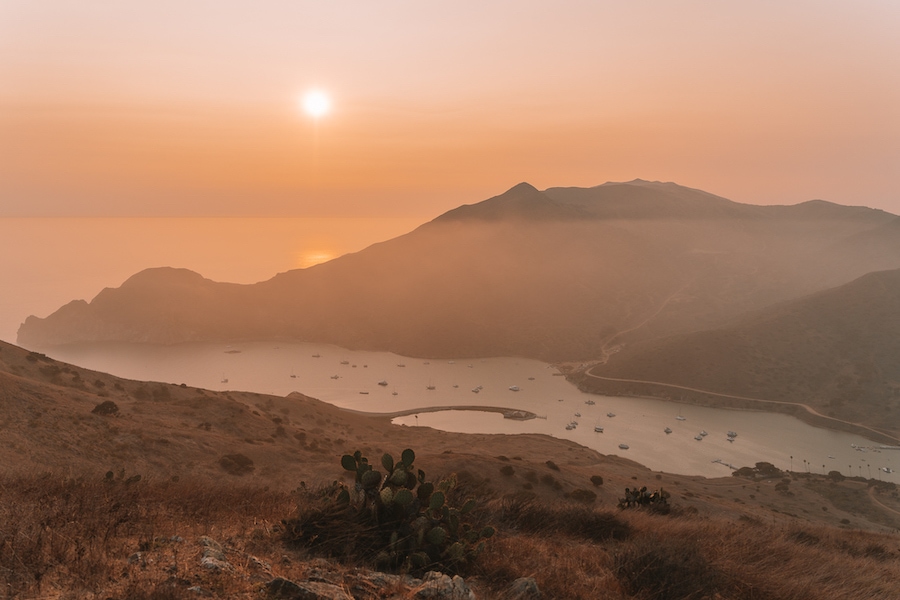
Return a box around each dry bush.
[493,496,631,542]
[281,484,380,562]
[218,453,255,475]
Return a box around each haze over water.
[0,216,423,344]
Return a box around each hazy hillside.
[17,180,900,361]
[583,268,900,435]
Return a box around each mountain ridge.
[17,180,900,362]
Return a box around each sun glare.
[297,250,335,268]
[301,90,331,119]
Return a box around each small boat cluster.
[555,404,743,457]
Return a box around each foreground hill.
[17,180,900,362]
[3,340,900,599]
[579,268,900,437]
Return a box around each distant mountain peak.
[435,181,583,222]
[122,267,208,287]
[508,181,539,192]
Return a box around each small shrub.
[618,486,670,513]
[545,460,560,471]
[590,475,604,486]
[218,454,255,476]
[539,474,562,490]
[91,401,119,416]
[39,365,61,378]
[499,465,515,477]
[828,470,845,482]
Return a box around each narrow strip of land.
[583,370,900,445]
[345,405,537,420]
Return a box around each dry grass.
[3,471,900,600]
[0,473,293,599]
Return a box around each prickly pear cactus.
[334,448,494,574]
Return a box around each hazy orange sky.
[2,1,899,218]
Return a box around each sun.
[301,89,331,119]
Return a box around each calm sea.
[0,216,424,344]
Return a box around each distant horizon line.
[0,177,888,218]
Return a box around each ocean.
[0,216,424,343]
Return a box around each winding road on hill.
[581,370,900,445]
[867,486,900,519]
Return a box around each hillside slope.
[18,180,900,361]
[4,339,900,599]
[582,268,900,435]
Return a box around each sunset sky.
[2,1,899,218]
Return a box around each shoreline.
[574,370,900,446]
